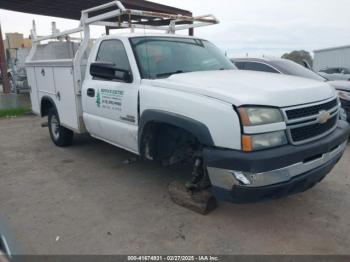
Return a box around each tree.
[96,89,101,107]
[282,50,313,68]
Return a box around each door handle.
[87,88,95,97]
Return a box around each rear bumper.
[204,120,350,203]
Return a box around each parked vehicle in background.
[231,57,350,122]
[318,67,350,81]
[0,49,30,94]
[6,48,30,93]
[0,234,11,262]
[25,1,350,207]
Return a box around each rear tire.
[48,108,73,147]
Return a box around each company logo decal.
[318,110,331,124]
[96,88,124,111]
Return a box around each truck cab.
[25,1,350,205]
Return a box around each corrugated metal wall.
[313,46,350,71]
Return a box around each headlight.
[337,90,350,101]
[238,107,283,126]
[242,131,287,152]
[238,106,287,151]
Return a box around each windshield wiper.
[156,70,185,78]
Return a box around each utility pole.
[0,23,11,93]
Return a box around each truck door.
[82,39,139,153]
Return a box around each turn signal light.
[242,135,252,152]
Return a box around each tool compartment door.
[54,66,79,131]
[35,67,56,94]
[26,67,40,114]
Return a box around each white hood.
[146,70,336,107]
[328,80,350,92]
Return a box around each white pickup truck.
[26,1,349,204]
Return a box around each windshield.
[272,59,327,82]
[130,37,235,79]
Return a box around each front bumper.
[204,120,350,203]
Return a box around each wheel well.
[140,122,202,165]
[40,97,56,117]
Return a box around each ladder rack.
[31,0,219,43]
[27,1,219,94]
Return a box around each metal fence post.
[0,23,11,93]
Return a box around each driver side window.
[96,40,131,71]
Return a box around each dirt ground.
[0,116,349,255]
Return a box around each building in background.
[3,33,32,59]
[4,33,32,49]
[313,45,350,72]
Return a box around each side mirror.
[90,62,132,83]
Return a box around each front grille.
[286,99,338,120]
[290,115,338,142]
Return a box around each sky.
[1,0,350,58]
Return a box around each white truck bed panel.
[25,40,87,133]
[27,62,82,132]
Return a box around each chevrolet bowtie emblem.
[318,110,331,124]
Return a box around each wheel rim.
[50,115,60,140]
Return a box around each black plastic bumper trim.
[204,120,349,173]
[212,154,341,203]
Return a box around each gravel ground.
[0,116,350,255]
